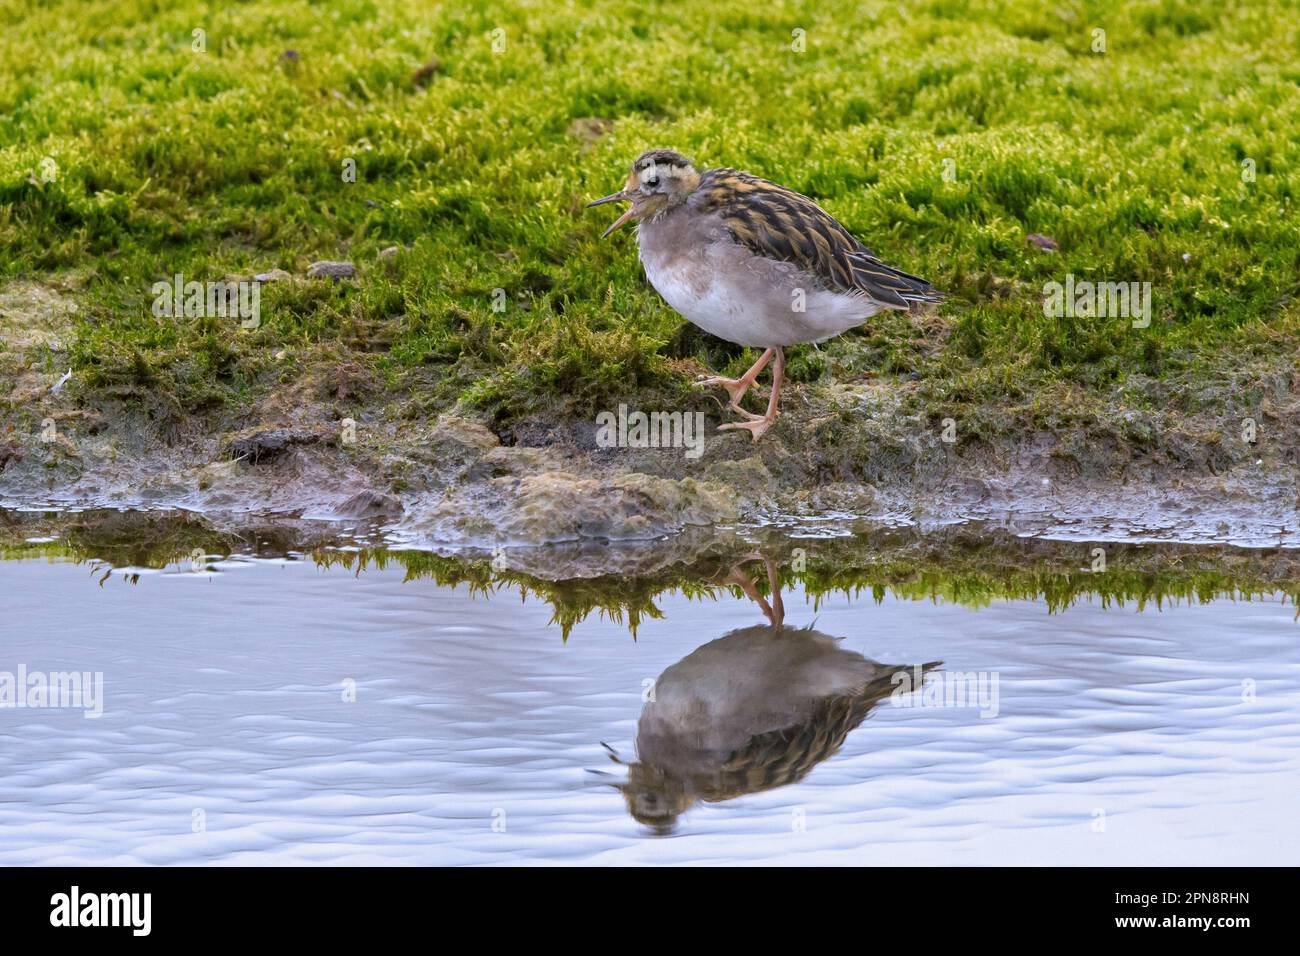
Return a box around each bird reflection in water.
[605,556,938,833]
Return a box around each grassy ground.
[2,0,1299,448]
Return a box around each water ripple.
[1,557,1298,864]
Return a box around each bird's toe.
[717,418,775,442]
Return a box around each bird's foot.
[695,374,752,409]
[717,414,778,442]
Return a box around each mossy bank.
[2,1,1299,544]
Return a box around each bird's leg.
[718,347,784,441]
[762,555,785,629]
[695,348,774,415]
[716,552,783,627]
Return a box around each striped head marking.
[587,149,702,238]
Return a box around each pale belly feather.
[638,227,881,348]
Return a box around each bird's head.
[617,762,697,834]
[587,149,701,238]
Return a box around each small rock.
[432,415,501,453]
[254,269,293,283]
[417,471,737,545]
[307,261,355,279]
[333,490,403,519]
[1026,233,1058,252]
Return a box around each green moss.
[1,0,1298,431]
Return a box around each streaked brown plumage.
[589,150,942,440]
[694,168,941,310]
[606,557,940,832]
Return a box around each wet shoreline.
[5,507,1298,630]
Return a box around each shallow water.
[2,528,1299,865]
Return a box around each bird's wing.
[693,168,942,309]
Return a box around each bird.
[602,556,939,832]
[588,149,943,441]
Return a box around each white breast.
[637,218,882,348]
[640,244,760,345]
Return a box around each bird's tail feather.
[848,249,945,310]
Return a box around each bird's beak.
[587,190,635,238]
